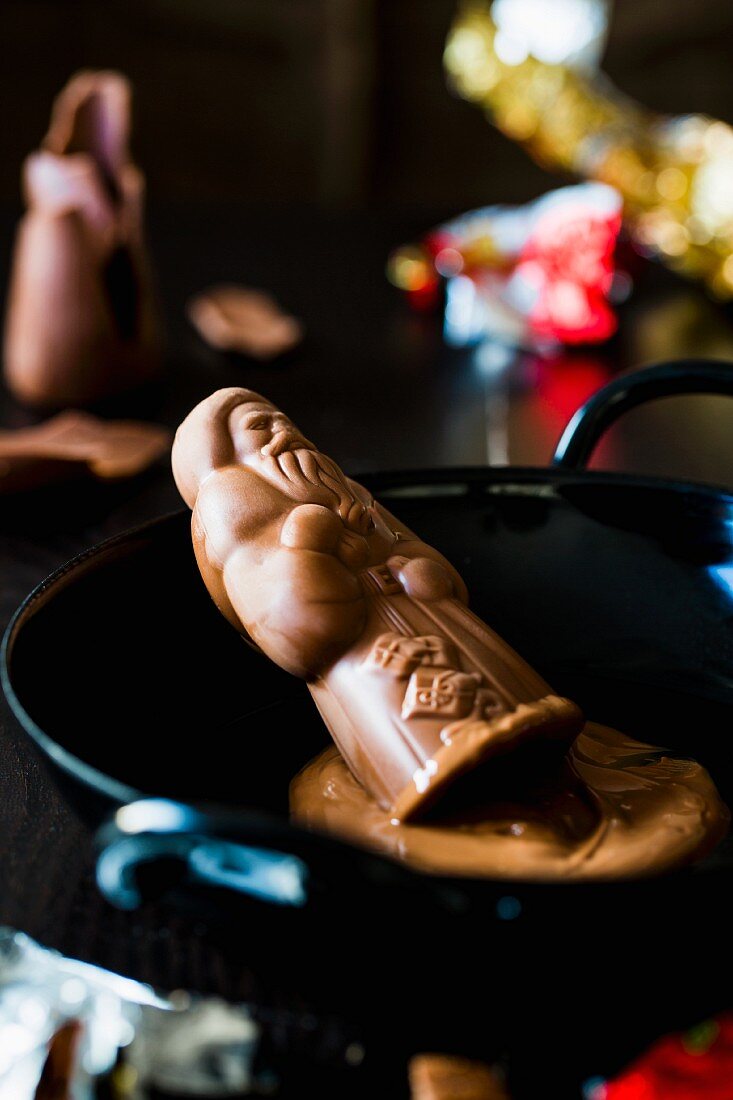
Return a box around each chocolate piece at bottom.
[35,1020,82,1100]
[409,1054,511,1100]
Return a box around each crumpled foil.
[0,928,260,1098]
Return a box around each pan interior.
[7,475,733,821]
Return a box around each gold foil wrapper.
[445,1,733,296]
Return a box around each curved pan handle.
[94,797,419,916]
[95,799,311,911]
[552,358,733,471]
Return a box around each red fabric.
[409,190,623,344]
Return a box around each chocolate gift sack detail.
[172,388,584,821]
[3,70,160,408]
[401,668,480,722]
[365,633,458,678]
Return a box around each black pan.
[4,359,733,1096]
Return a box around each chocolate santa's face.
[230,402,313,463]
[228,401,370,533]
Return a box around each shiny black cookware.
[4,360,733,1097]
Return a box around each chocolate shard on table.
[0,411,171,493]
[187,285,303,360]
[3,70,160,408]
[172,388,583,821]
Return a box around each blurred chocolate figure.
[3,70,159,407]
[173,389,582,820]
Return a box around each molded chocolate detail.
[172,388,583,820]
[0,411,170,493]
[3,70,160,408]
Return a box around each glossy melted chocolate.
[290,723,729,880]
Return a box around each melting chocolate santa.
[173,389,583,820]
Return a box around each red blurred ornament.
[604,1015,733,1100]
[518,198,622,344]
[388,184,625,350]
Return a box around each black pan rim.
[3,462,733,895]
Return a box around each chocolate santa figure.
[173,389,582,820]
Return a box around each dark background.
[3,0,733,211]
[4,0,733,485]
[1,7,733,1088]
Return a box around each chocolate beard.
[259,446,371,535]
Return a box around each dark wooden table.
[2,201,733,1001]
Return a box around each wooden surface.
[2,202,733,998]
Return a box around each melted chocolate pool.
[290,724,729,880]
